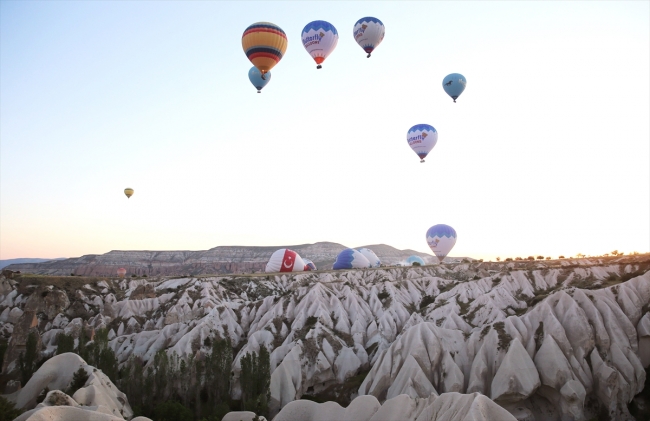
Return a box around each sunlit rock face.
[1,255,648,420]
[2,353,146,421]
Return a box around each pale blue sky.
[1,1,649,260]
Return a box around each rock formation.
[0,254,648,420]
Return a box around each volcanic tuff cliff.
[3,242,436,277]
[1,255,649,421]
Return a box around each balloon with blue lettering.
[302,20,338,69]
[426,224,457,263]
[358,248,381,268]
[248,67,271,93]
[406,255,426,266]
[442,73,467,103]
[407,124,438,163]
[353,17,385,58]
[333,248,370,270]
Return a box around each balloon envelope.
[353,17,385,57]
[266,249,305,273]
[407,124,438,162]
[442,73,467,102]
[242,22,288,76]
[303,258,317,271]
[406,255,426,266]
[426,224,457,263]
[333,248,370,270]
[124,188,134,199]
[248,67,271,93]
[302,20,338,68]
[117,268,126,277]
[357,248,381,267]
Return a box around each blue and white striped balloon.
[333,248,370,270]
[407,124,438,163]
[353,17,385,58]
[358,248,381,267]
[426,224,457,263]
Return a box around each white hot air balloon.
[266,249,306,273]
[301,20,338,69]
[426,224,457,263]
[353,17,385,58]
[357,248,381,267]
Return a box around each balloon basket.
[317,64,322,69]
[367,53,371,58]
[420,159,425,163]
[257,90,261,93]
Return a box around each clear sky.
[1,1,649,261]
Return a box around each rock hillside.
[0,254,648,420]
[4,242,435,276]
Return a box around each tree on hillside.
[56,333,75,355]
[241,346,271,418]
[18,331,38,385]
[67,366,89,395]
[496,257,500,262]
[0,396,23,421]
[536,256,544,260]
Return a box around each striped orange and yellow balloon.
[242,22,288,76]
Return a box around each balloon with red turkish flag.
[265,249,306,273]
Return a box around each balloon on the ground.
[333,248,370,270]
[242,22,288,78]
[117,268,126,278]
[357,248,381,267]
[442,73,467,103]
[302,20,338,69]
[124,188,134,199]
[407,124,438,163]
[353,17,385,58]
[303,258,317,271]
[266,249,305,273]
[248,67,271,93]
[406,255,426,266]
[426,224,457,263]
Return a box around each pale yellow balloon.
[124,188,134,199]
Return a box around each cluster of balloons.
[333,248,381,270]
[242,18,385,93]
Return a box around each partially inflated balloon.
[426,224,457,263]
[242,22,288,78]
[407,124,438,163]
[442,73,467,103]
[266,249,305,273]
[357,248,381,267]
[124,188,134,199]
[303,258,317,271]
[406,255,426,266]
[302,20,338,69]
[353,17,385,58]
[117,268,126,278]
[333,248,370,270]
[248,67,271,93]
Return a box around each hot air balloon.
[407,124,438,163]
[333,248,370,270]
[442,73,467,103]
[301,20,338,69]
[117,268,127,278]
[353,17,385,58]
[357,248,381,267]
[242,22,288,80]
[248,67,271,93]
[266,249,306,273]
[303,258,317,271]
[406,255,426,266]
[426,224,457,263]
[124,188,134,199]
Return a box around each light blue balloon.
[248,67,271,93]
[442,73,466,103]
[406,255,426,266]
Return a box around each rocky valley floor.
[1,255,649,420]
